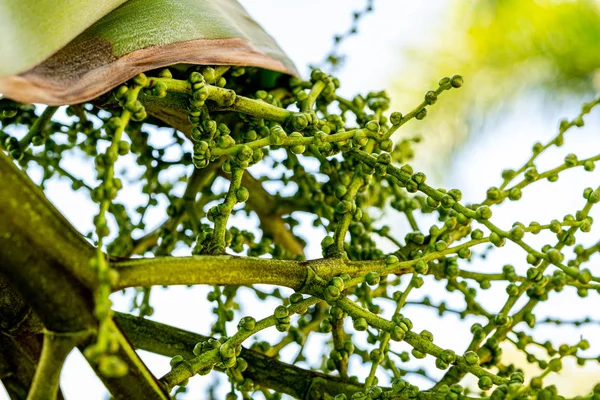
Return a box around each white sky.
[3,1,600,399]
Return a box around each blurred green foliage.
[392,0,600,163]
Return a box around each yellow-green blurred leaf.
[391,0,600,167]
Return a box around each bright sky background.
[2,1,600,399]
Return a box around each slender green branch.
[302,80,327,112]
[159,296,323,389]
[18,106,59,149]
[332,316,349,378]
[149,77,292,123]
[209,167,244,254]
[497,95,600,191]
[114,312,363,399]
[335,298,509,387]
[28,330,91,400]
[383,77,461,140]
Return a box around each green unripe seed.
[475,206,492,220]
[508,187,522,201]
[546,248,562,264]
[390,325,406,341]
[336,200,353,214]
[435,240,447,251]
[236,187,250,203]
[365,271,380,286]
[411,349,426,359]
[436,358,449,370]
[331,276,345,290]
[325,285,341,302]
[506,284,519,296]
[117,140,130,155]
[584,160,595,171]
[291,144,306,154]
[353,317,368,331]
[530,377,543,389]
[425,90,438,105]
[274,305,289,320]
[450,75,464,88]
[391,378,407,393]
[390,112,403,125]
[490,232,505,247]
[321,236,334,249]
[415,108,427,120]
[457,247,471,259]
[133,73,148,87]
[365,120,379,132]
[238,316,256,331]
[471,229,484,240]
[170,355,184,368]
[440,349,456,364]
[386,255,399,265]
[415,260,428,274]
[478,376,492,390]
[548,358,562,372]
[464,351,479,365]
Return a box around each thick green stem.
[302,80,326,112]
[28,331,90,400]
[154,78,292,122]
[0,151,170,399]
[114,312,363,400]
[159,296,322,389]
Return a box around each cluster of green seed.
[154,66,599,398]
[3,54,600,400]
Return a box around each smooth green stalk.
[28,330,91,400]
[497,96,600,191]
[302,80,327,112]
[383,79,455,140]
[160,296,322,389]
[331,174,364,256]
[209,167,244,254]
[335,298,509,386]
[18,106,59,149]
[155,77,292,122]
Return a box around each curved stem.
[159,296,322,389]
[19,106,59,149]
[114,311,363,399]
[28,330,90,400]
[335,298,509,387]
[383,80,454,140]
[152,78,292,122]
[302,80,326,112]
[208,167,244,254]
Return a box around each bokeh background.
[3,0,600,398]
